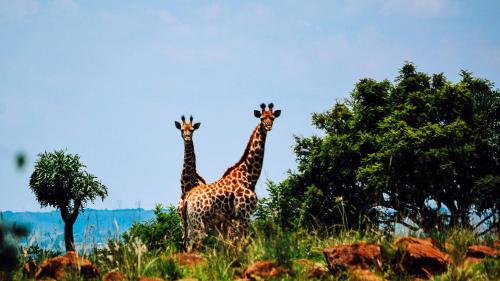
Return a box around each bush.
[123,204,182,251]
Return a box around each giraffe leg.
[228,218,250,248]
[178,201,190,252]
[187,216,206,252]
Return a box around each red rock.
[243,261,288,279]
[323,242,382,271]
[173,253,205,267]
[394,237,437,248]
[103,271,127,281]
[394,237,449,279]
[35,251,100,280]
[349,268,384,281]
[466,245,499,259]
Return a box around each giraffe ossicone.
[182,103,281,251]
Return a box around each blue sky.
[1,0,499,212]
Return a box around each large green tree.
[264,63,499,233]
[29,150,108,251]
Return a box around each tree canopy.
[261,63,499,234]
[29,150,108,250]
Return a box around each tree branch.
[474,211,497,229]
[479,219,499,236]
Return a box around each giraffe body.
[183,104,280,250]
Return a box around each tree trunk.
[64,221,75,252]
[61,204,80,252]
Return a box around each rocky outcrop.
[464,245,499,264]
[394,237,450,279]
[242,261,289,280]
[323,242,382,271]
[35,251,99,280]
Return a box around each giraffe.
[182,103,281,251]
[175,115,206,249]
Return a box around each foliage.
[29,150,107,251]
[22,243,62,264]
[262,63,499,233]
[123,204,183,251]
[0,222,28,280]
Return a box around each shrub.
[123,204,182,251]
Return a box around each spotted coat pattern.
[182,104,280,251]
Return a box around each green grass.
[3,221,499,281]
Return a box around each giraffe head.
[254,103,281,131]
[175,115,201,142]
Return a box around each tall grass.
[2,217,499,281]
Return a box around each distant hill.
[0,209,155,250]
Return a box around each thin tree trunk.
[61,204,80,252]
[64,222,75,251]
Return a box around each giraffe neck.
[181,140,200,194]
[224,124,267,191]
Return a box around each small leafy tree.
[29,150,107,251]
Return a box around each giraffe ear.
[254,110,262,118]
[175,121,181,129]
[273,110,281,118]
[193,122,201,130]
